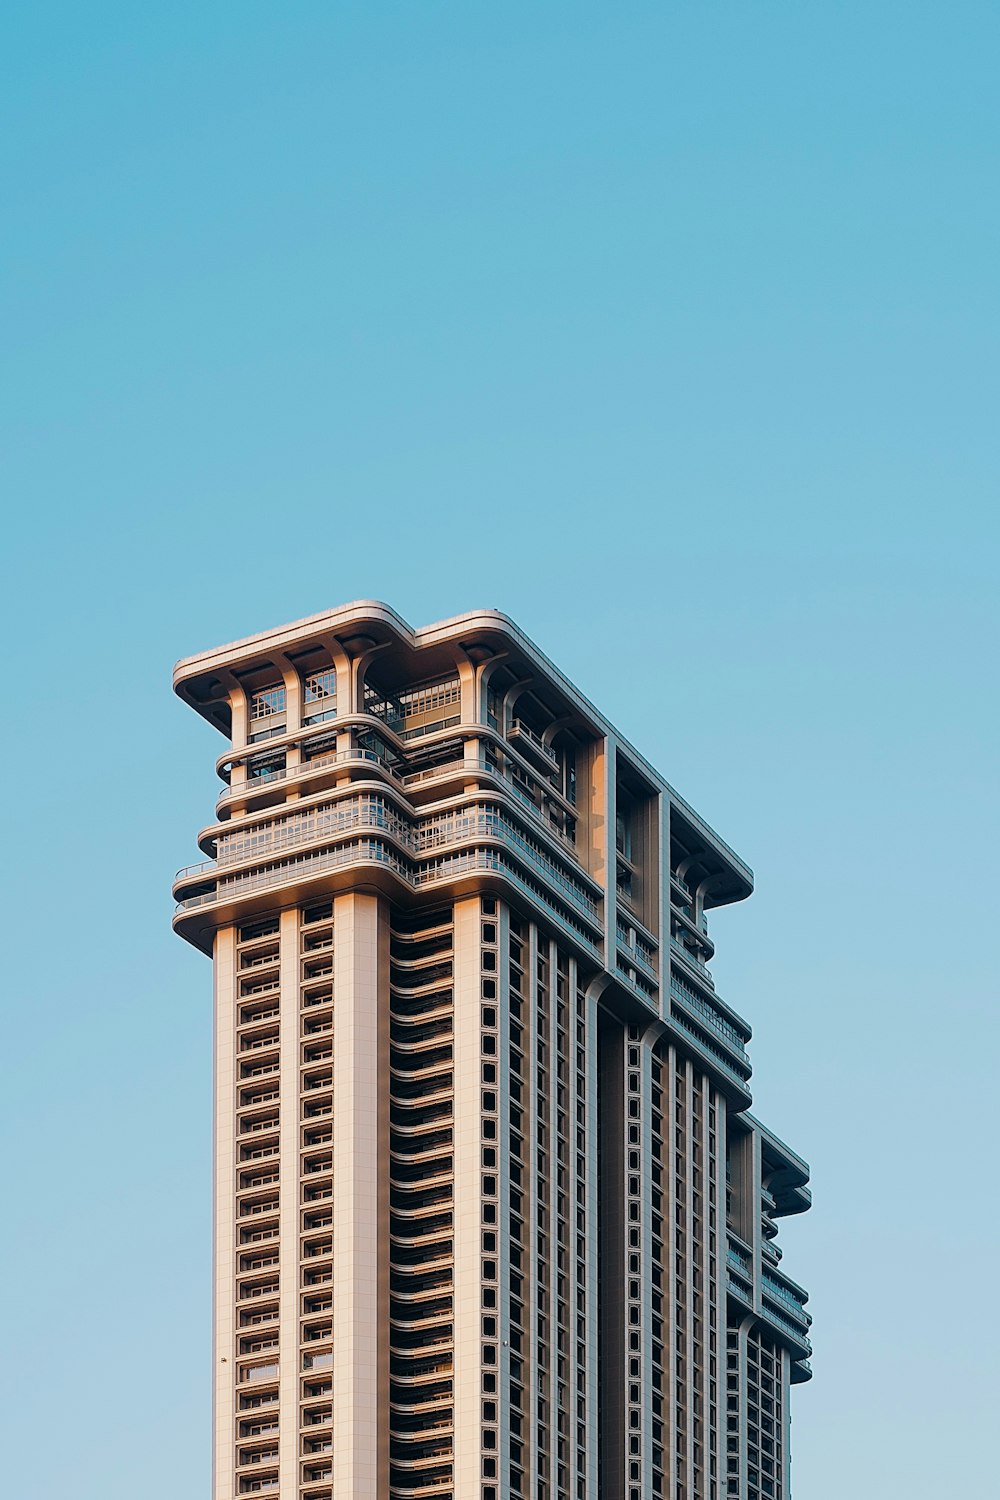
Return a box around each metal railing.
[760,1298,812,1349]
[616,920,658,977]
[184,794,598,921]
[762,1272,810,1320]
[509,719,559,767]
[669,935,715,985]
[669,975,748,1057]
[217,747,397,809]
[726,1241,752,1277]
[669,1009,748,1087]
[176,824,603,953]
[216,746,584,864]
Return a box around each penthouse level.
[174,601,754,1097]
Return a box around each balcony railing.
[726,1240,752,1278]
[760,1298,813,1351]
[218,747,398,811]
[669,935,715,986]
[508,719,559,772]
[413,809,598,919]
[220,748,582,863]
[762,1272,810,1324]
[669,1009,749,1089]
[669,975,748,1060]
[616,919,658,977]
[181,799,600,927]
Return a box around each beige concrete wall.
[278,907,302,1495]
[213,927,237,1500]
[452,897,483,1497]
[331,892,389,1500]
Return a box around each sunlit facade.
[173,600,812,1500]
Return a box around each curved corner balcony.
[217,747,398,813]
[174,803,603,960]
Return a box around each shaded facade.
[172,600,813,1500]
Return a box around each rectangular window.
[304,669,337,703]
[247,754,285,782]
[249,686,286,720]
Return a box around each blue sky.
[2,4,997,1495]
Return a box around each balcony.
[762,1270,811,1328]
[669,975,749,1063]
[669,934,714,985]
[759,1297,813,1355]
[217,747,399,813]
[726,1233,754,1306]
[507,719,559,774]
[176,804,603,955]
[669,1008,750,1095]
[616,919,658,978]
[726,1236,752,1278]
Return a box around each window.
[304,669,337,703]
[249,685,286,720]
[247,754,285,782]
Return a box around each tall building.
[173,601,813,1500]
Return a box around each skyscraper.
[173,600,813,1500]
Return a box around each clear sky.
[2,3,997,1495]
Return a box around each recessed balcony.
[507,719,559,774]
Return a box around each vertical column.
[544,935,558,1500]
[780,1348,792,1500]
[658,796,670,1019]
[495,904,512,1497]
[452,897,484,1497]
[566,957,582,1500]
[213,926,238,1500]
[332,892,389,1500]
[600,739,615,953]
[750,1132,764,1312]
[680,1058,695,1500]
[584,986,600,1500]
[278,907,301,1498]
[524,919,540,1500]
[664,1045,680,1495]
[713,1096,730,1500]
[597,1007,626,1500]
[639,1033,655,1493]
[696,1074,713,1500]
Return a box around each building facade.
[172,601,813,1500]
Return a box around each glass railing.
[760,1298,812,1349]
[616,920,658,976]
[669,975,748,1058]
[669,934,713,981]
[762,1272,810,1321]
[726,1241,752,1277]
[669,1009,749,1088]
